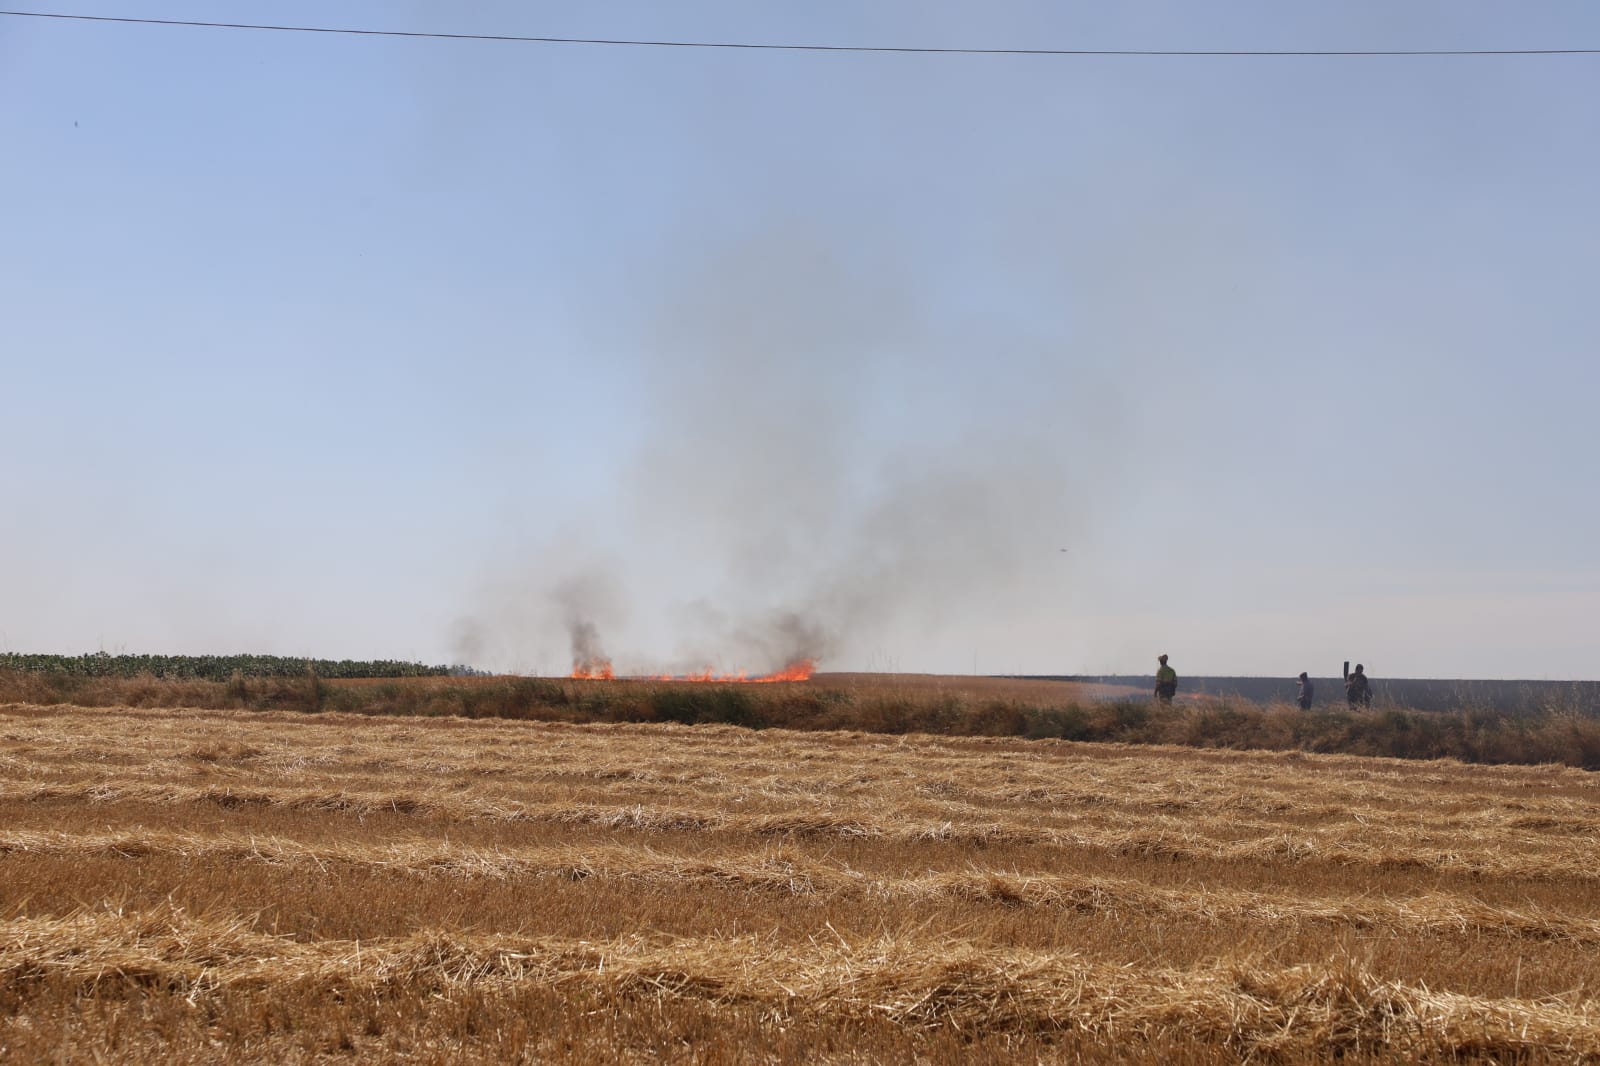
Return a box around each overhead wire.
[1,9,1598,57]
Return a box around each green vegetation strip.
[0,652,452,680]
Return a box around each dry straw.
[2,829,1597,949]
[1,908,1596,1059]
[7,702,1600,1059]
[4,774,1597,884]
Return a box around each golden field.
[3,689,1600,1062]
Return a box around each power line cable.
[1,9,1598,57]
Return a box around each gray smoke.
[462,160,1259,674]
[448,617,486,668]
[567,619,611,676]
[569,222,1098,675]
[552,572,622,675]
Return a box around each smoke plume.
[459,154,1259,674]
[523,221,1099,676]
[567,619,612,679]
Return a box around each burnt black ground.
[1021,675,1600,714]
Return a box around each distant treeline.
[0,652,455,681]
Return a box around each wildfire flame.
[570,658,614,680]
[570,659,815,683]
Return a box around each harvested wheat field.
[3,700,1600,1063]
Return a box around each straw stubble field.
[3,697,1600,1063]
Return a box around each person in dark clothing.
[1345,663,1371,707]
[1154,654,1177,703]
[1296,672,1314,710]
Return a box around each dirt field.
[3,699,1600,1063]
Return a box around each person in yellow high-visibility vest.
[1154,654,1178,703]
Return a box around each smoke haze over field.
[4,1,1599,678]
[455,220,1131,675]
[590,229,1094,675]
[455,164,1326,674]
[451,227,1094,669]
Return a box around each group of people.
[1153,655,1372,709]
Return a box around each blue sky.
[3,2,1597,678]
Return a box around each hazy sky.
[3,2,1598,679]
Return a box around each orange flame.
[576,659,815,683]
[657,659,815,683]
[570,658,614,680]
[747,659,815,683]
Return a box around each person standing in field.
[1345,663,1371,707]
[1297,672,1315,710]
[1154,654,1178,703]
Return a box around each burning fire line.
[570,659,814,683]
